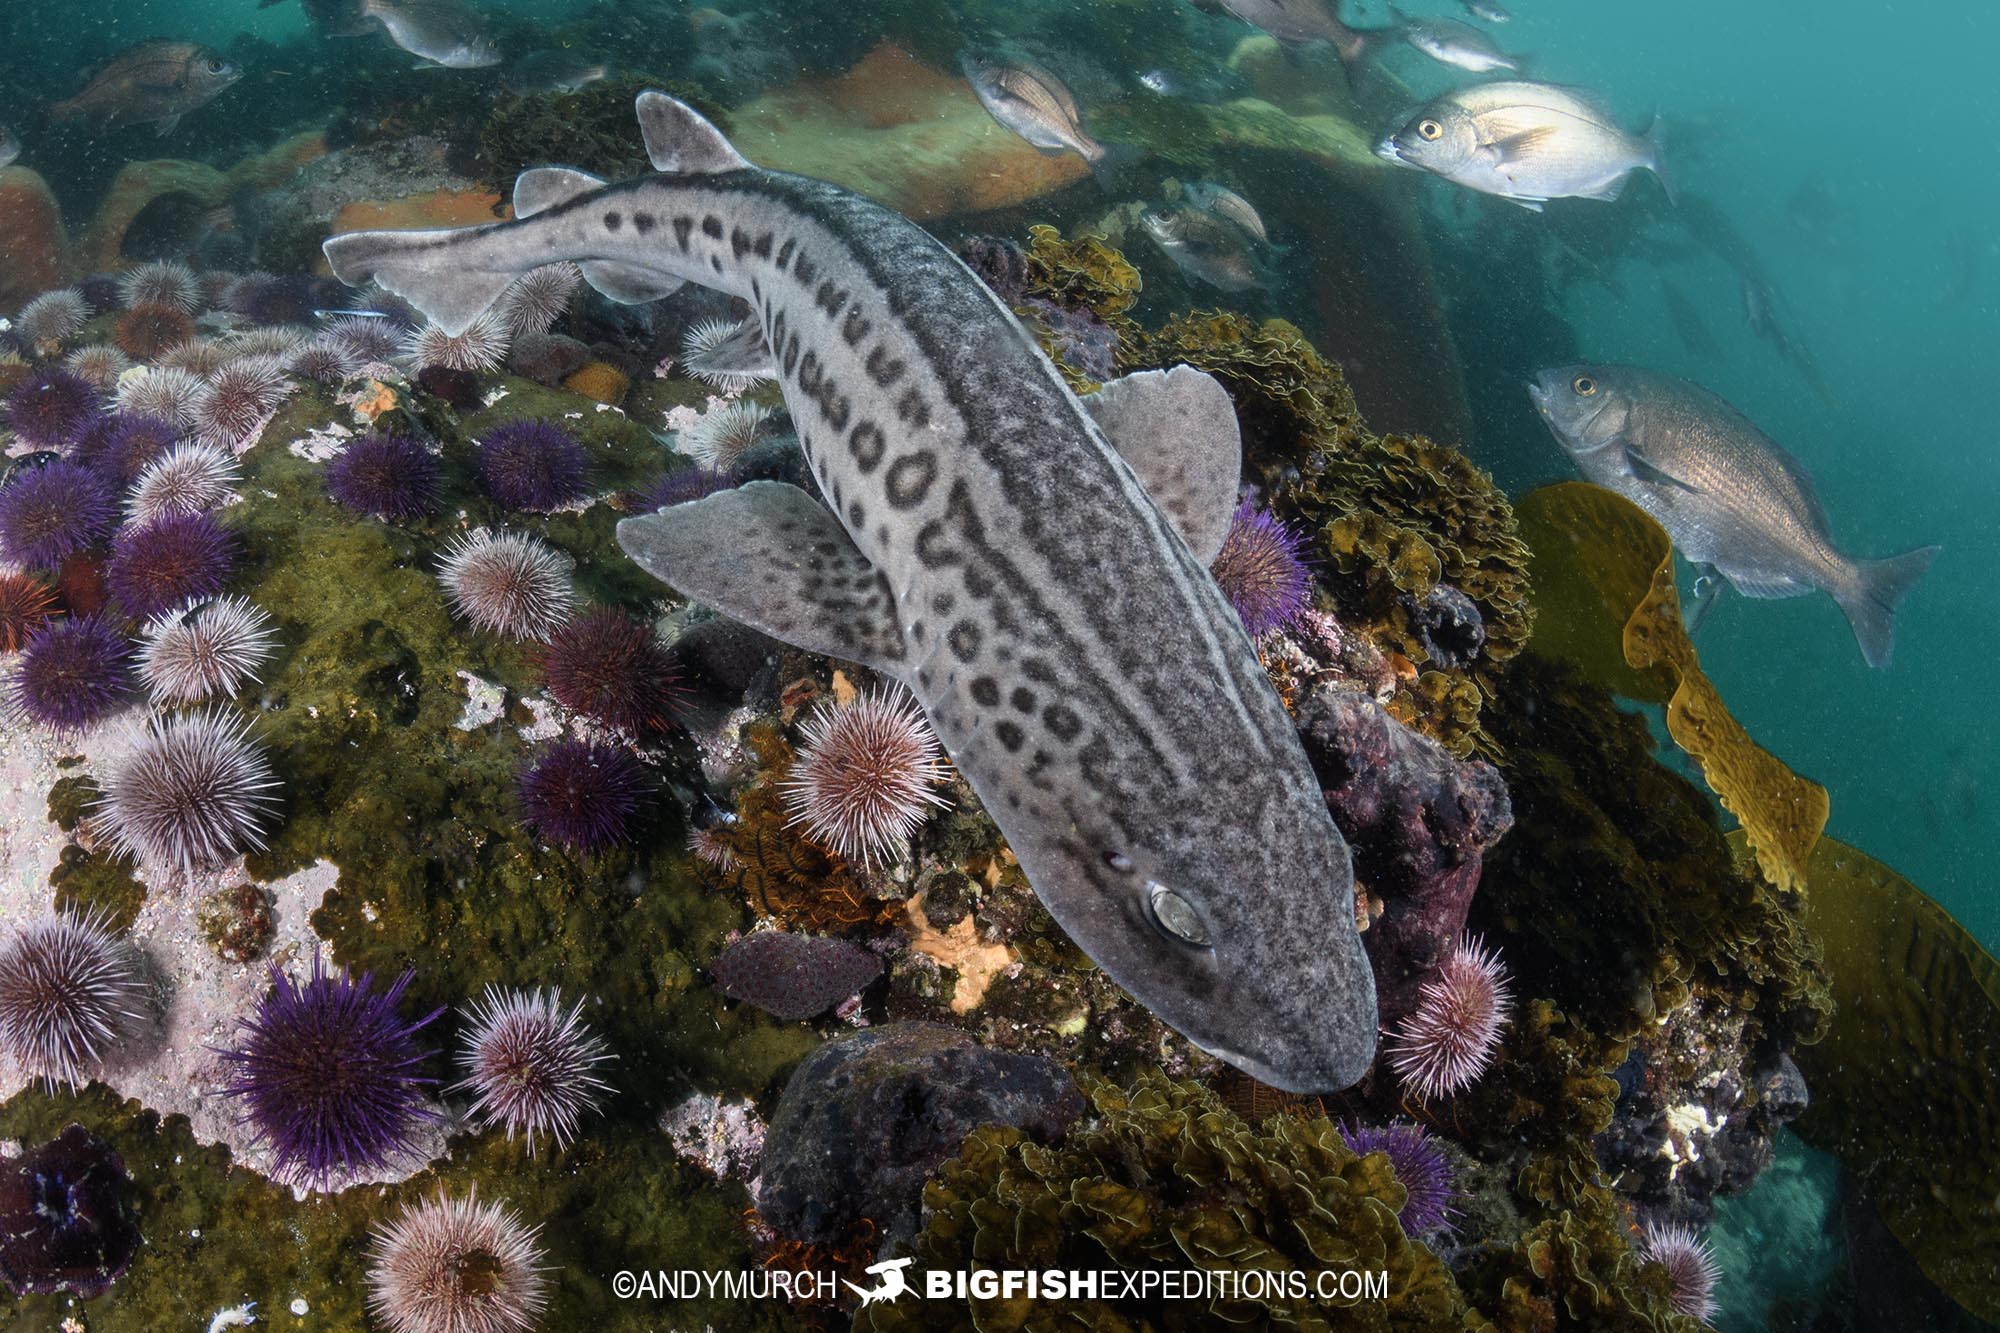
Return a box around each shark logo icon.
[843,1257,914,1306]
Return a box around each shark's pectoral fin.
[513,166,604,217]
[578,260,686,305]
[684,315,777,382]
[322,228,516,336]
[1081,366,1242,564]
[636,91,751,174]
[616,480,909,676]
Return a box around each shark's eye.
[1417,119,1444,141]
[1145,881,1211,949]
[1572,375,1597,397]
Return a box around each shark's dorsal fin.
[513,166,604,218]
[616,481,909,675]
[636,91,751,175]
[1081,366,1241,565]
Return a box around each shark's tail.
[322,226,519,336]
[1833,543,1939,669]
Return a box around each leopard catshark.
[322,93,1378,1090]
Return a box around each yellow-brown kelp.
[1744,833,2000,1324]
[1515,481,1827,892]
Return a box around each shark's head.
[1032,767,1378,1093]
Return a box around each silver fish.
[1529,364,1937,667]
[1209,0,1396,74]
[960,54,1105,166]
[1377,81,1671,211]
[324,93,1380,1091]
[1462,0,1511,21]
[504,48,610,96]
[49,41,243,135]
[1182,180,1269,244]
[1391,6,1524,73]
[0,126,18,170]
[1142,204,1265,292]
[361,0,501,69]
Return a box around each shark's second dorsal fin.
[1081,366,1242,565]
[616,482,908,676]
[514,166,604,218]
[636,91,751,175]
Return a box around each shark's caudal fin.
[322,227,517,336]
[1834,543,1939,669]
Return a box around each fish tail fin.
[1645,113,1677,206]
[1835,544,1939,668]
[321,227,517,335]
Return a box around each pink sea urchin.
[452,985,614,1154]
[0,909,145,1090]
[16,288,92,346]
[128,442,239,525]
[191,354,290,450]
[1639,1220,1720,1322]
[366,1187,550,1333]
[117,261,201,314]
[94,707,281,875]
[63,343,134,393]
[405,312,511,374]
[136,595,278,703]
[498,263,582,335]
[437,531,575,640]
[1383,933,1512,1101]
[779,689,950,868]
[114,367,205,433]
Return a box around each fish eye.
[1572,375,1597,396]
[1144,880,1212,949]
[208,59,226,72]
[1417,119,1444,141]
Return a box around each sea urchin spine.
[779,689,951,868]
[0,909,145,1090]
[452,985,614,1154]
[1383,933,1512,1101]
[95,707,280,874]
[366,1187,550,1333]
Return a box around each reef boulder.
[1295,686,1513,1025]
[0,168,66,314]
[0,1123,140,1298]
[756,1022,1081,1245]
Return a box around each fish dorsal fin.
[635,91,750,174]
[1622,445,1702,494]
[513,166,604,218]
[1081,366,1241,564]
[616,482,909,677]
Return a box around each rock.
[0,1124,140,1298]
[0,167,67,314]
[757,1023,1081,1245]
[248,137,499,272]
[1295,687,1513,1026]
[711,930,884,1020]
[731,43,1092,220]
[77,159,230,275]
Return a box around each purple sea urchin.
[218,957,443,1190]
[6,368,102,449]
[437,531,574,640]
[779,690,950,867]
[1384,933,1512,1101]
[96,707,279,873]
[0,459,117,570]
[538,608,681,739]
[452,986,614,1153]
[117,260,201,314]
[406,313,511,374]
[0,1123,142,1299]
[476,419,592,512]
[6,615,134,733]
[328,435,441,521]
[77,414,179,486]
[191,354,290,450]
[498,263,582,335]
[113,367,204,433]
[1337,1121,1460,1238]
[1210,500,1312,638]
[15,288,91,346]
[415,365,482,411]
[637,465,737,510]
[62,344,134,393]
[136,595,278,703]
[1639,1221,1721,1321]
[517,738,651,854]
[127,442,239,526]
[106,511,236,619]
[366,1187,550,1333]
[0,909,145,1090]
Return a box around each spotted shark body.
[323,94,1378,1091]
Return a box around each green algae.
[49,846,146,933]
